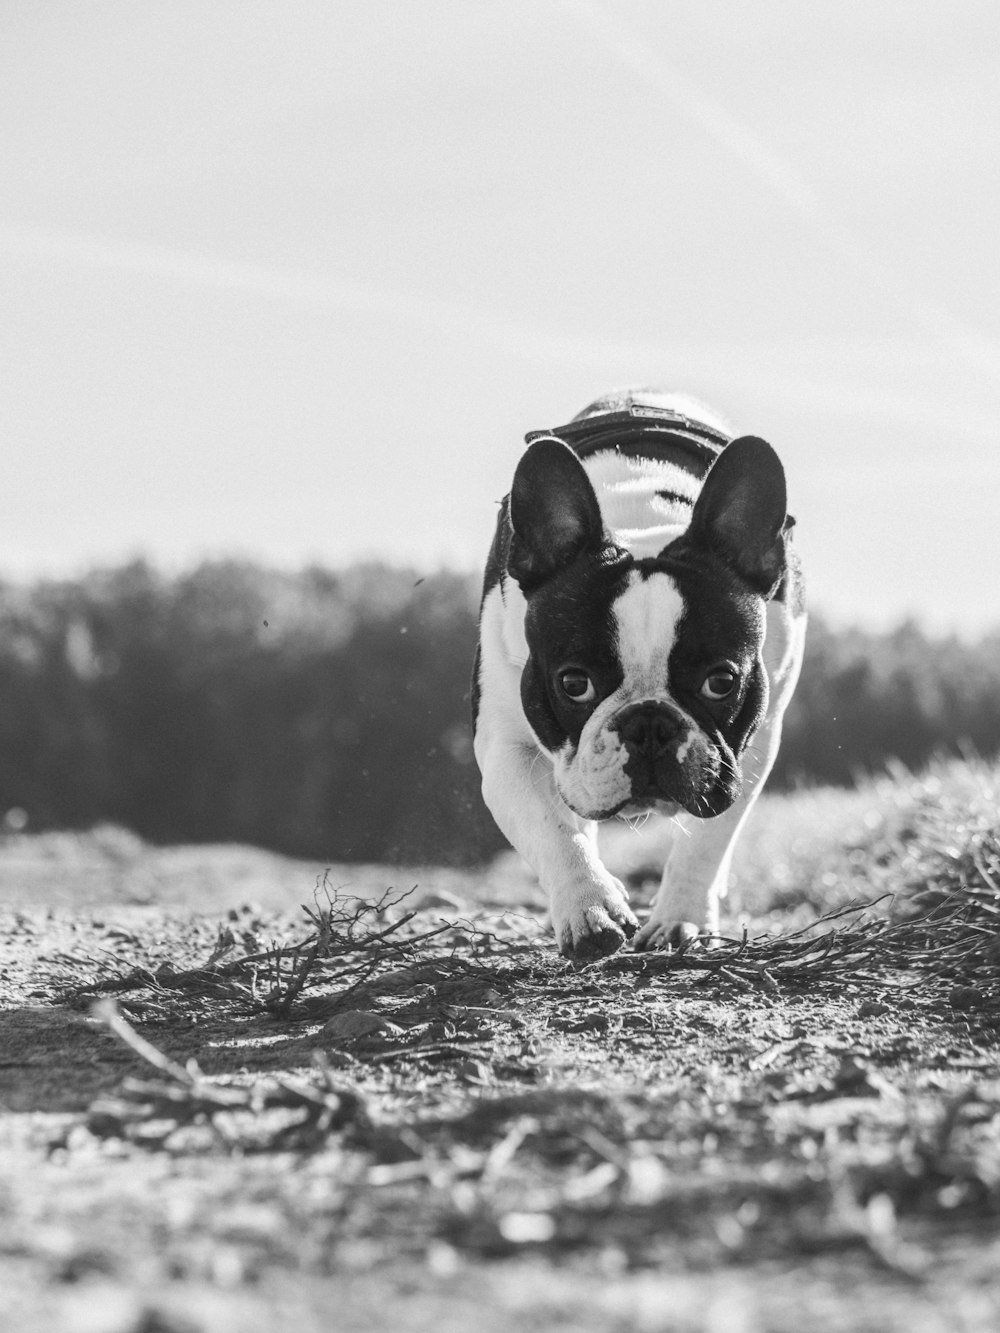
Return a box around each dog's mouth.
[562,794,682,822]
[615,797,680,821]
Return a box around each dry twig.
[88,999,373,1151]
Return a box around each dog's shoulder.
[473,496,529,730]
[479,495,511,607]
[775,527,806,617]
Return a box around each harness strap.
[525,403,731,475]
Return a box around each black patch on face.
[646,550,770,816]
[519,549,632,752]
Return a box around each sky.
[2,0,999,635]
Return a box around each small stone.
[319,1010,404,1041]
[497,1212,556,1244]
[416,889,468,911]
[456,1058,492,1084]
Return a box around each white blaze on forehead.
[613,570,685,695]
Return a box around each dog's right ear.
[507,436,605,590]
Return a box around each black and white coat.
[472,391,806,961]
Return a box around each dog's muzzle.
[612,700,708,805]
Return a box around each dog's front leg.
[635,603,805,950]
[477,735,638,960]
[634,797,753,949]
[634,700,790,949]
[634,710,783,949]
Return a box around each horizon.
[1,546,993,646]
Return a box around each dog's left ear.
[682,436,789,597]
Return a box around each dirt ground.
[1,766,999,1333]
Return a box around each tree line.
[0,559,997,864]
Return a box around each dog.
[472,389,806,961]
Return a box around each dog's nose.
[615,701,680,759]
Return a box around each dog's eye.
[700,668,738,701]
[558,669,597,703]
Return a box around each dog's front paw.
[633,918,703,952]
[551,877,638,962]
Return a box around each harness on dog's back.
[526,400,731,479]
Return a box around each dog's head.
[507,434,790,821]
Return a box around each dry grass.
[3,756,1000,1331]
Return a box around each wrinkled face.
[520,552,770,821]
[508,430,788,821]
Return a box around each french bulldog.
[472,389,805,961]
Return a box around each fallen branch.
[88,999,374,1151]
[600,880,999,993]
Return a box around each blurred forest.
[1,560,997,865]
